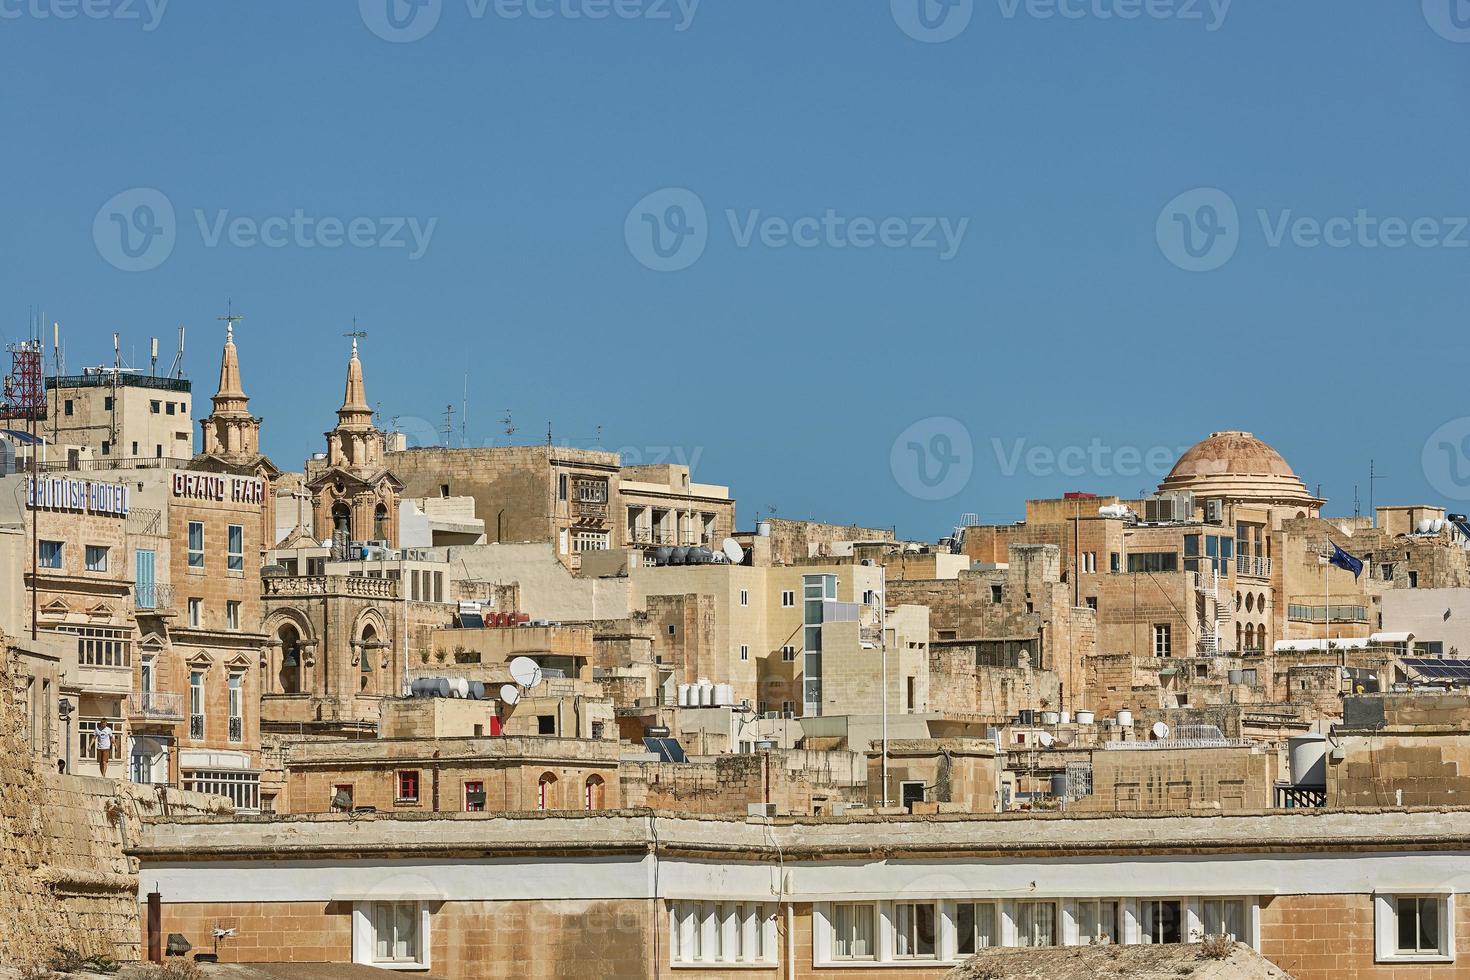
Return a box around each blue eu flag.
[1328,543,1364,579]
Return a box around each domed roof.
[1158,431,1320,508]
[1166,431,1297,482]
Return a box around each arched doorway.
[538,772,558,811]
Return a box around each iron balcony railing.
[134,583,176,612]
[228,716,244,743]
[189,714,205,740]
[1275,785,1326,809]
[127,692,183,721]
[47,373,191,393]
[1236,556,1273,578]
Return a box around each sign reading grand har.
[173,472,265,505]
[27,477,131,518]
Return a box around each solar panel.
[457,611,484,628]
[642,737,687,763]
[1402,658,1470,681]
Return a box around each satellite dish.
[1037,731,1055,748]
[722,538,745,565]
[1152,721,1170,740]
[499,684,521,705]
[509,656,543,689]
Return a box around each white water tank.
[1075,710,1095,725]
[1059,711,1071,725]
[756,521,772,537]
[677,683,692,707]
[1040,711,1060,725]
[449,677,470,699]
[697,680,714,706]
[1117,709,1134,728]
[1288,733,1329,787]
[714,683,734,707]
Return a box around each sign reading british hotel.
[172,472,265,505]
[27,477,131,517]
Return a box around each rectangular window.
[396,770,420,804]
[227,673,243,742]
[151,400,161,413]
[831,904,875,960]
[226,601,240,630]
[1126,551,1179,573]
[740,589,749,606]
[331,784,354,811]
[369,902,422,965]
[740,644,749,661]
[188,598,201,627]
[39,540,63,569]
[464,781,486,812]
[669,902,774,966]
[1139,900,1182,944]
[1397,896,1442,957]
[1075,899,1118,944]
[164,401,174,414]
[189,670,205,739]
[227,524,244,571]
[64,399,74,416]
[956,902,996,955]
[781,645,798,662]
[1201,899,1246,942]
[1153,624,1171,657]
[1015,901,1056,947]
[187,521,204,568]
[781,590,795,607]
[991,584,1003,603]
[893,903,936,959]
[85,545,108,572]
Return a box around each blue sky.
[2,0,1469,538]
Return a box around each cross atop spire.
[219,300,245,345]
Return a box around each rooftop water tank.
[1288,733,1329,787]
[1117,709,1134,728]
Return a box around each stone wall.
[1073,745,1272,813]
[1,648,229,961]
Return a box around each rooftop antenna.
[442,404,455,447]
[501,409,517,439]
[1369,459,1387,524]
[110,332,120,451]
[169,324,186,379]
[546,421,552,446]
[461,373,468,448]
[149,337,158,377]
[51,321,61,445]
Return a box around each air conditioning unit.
[747,803,777,818]
[1205,499,1224,524]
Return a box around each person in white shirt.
[95,721,114,778]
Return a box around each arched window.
[537,772,558,811]
[278,624,302,694]
[374,503,389,541]
[585,774,605,811]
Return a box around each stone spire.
[199,312,259,460]
[337,335,373,427]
